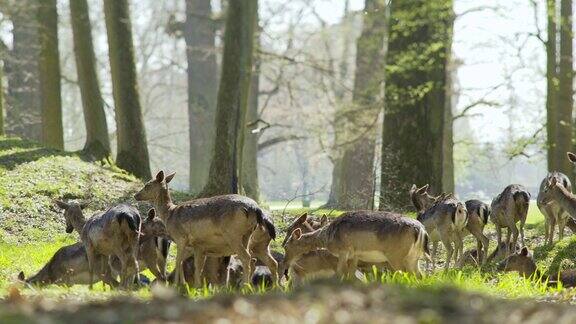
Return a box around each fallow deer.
[283,211,429,278]
[134,171,276,288]
[464,199,490,265]
[490,184,530,250]
[537,172,572,244]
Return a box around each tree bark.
[37,0,63,149]
[200,0,258,196]
[104,0,151,179]
[336,0,387,210]
[185,0,218,194]
[70,0,110,160]
[4,1,42,141]
[242,41,261,201]
[380,0,454,211]
[547,0,559,172]
[557,0,573,178]
[0,58,4,137]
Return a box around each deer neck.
[73,215,87,235]
[303,228,328,250]
[552,186,576,218]
[155,188,176,222]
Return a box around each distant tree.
[336,0,387,210]
[0,58,4,137]
[557,0,573,177]
[546,0,559,171]
[200,0,258,196]
[70,0,110,160]
[104,0,151,179]
[185,0,219,194]
[380,0,454,210]
[37,0,63,149]
[3,1,42,141]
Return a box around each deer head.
[55,200,88,233]
[134,170,176,202]
[497,247,537,278]
[141,209,168,238]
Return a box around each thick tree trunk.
[242,47,261,201]
[185,0,218,194]
[557,0,573,178]
[380,0,454,211]
[547,0,559,172]
[200,0,258,196]
[0,59,4,137]
[4,1,41,141]
[37,0,63,149]
[70,0,110,160]
[104,0,151,179]
[336,0,387,210]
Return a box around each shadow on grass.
[534,237,576,275]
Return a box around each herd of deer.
[15,153,576,290]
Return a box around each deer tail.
[117,212,141,233]
[248,206,277,240]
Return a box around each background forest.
[0,0,566,209]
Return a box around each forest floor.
[2,136,576,322]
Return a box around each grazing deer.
[464,200,490,265]
[134,171,276,288]
[537,172,572,244]
[288,249,339,284]
[55,200,170,282]
[490,184,530,250]
[283,211,429,278]
[457,242,518,268]
[81,204,141,288]
[409,184,437,213]
[498,247,576,288]
[417,194,467,270]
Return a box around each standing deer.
[81,204,141,288]
[409,184,436,213]
[464,200,490,265]
[537,172,572,244]
[134,171,276,288]
[283,211,429,278]
[55,200,170,282]
[490,184,530,250]
[417,194,467,269]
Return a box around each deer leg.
[558,213,567,241]
[336,253,350,278]
[441,238,453,270]
[173,244,186,288]
[193,250,207,288]
[510,224,519,249]
[495,226,502,247]
[430,241,438,271]
[86,245,96,290]
[519,218,526,246]
[347,257,359,278]
[254,249,279,286]
[542,206,552,244]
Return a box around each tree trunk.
[185,0,218,194]
[557,0,573,178]
[70,0,110,160]
[37,0,63,149]
[547,0,559,172]
[242,42,261,201]
[104,0,151,179]
[336,0,387,210]
[0,59,4,137]
[4,1,42,141]
[200,0,258,196]
[380,0,454,211]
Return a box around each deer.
[18,208,166,287]
[55,200,170,282]
[417,194,467,270]
[81,204,142,289]
[283,211,429,278]
[410,186,488,266]
[537,172,572,245]
[456,242,518,268]
[490,184,530,251]
[498,247,576,288]
[134,171,277,288]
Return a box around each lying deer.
[283,211,429,278]
[417,194,467,269]
[19,208,166,287]
[537,172,572,244]
[490,184,530,250]
[82,204,141,288]
[498,247,576,288]
[456,242,518,268]
[134,171,276,288]
[55,200,170,282]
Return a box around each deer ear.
[165,172,176,184]
[292,228,302,240]
[155,170,165,182]
[296,213,308,224]
[79,201,89,210]
[55,200,69,210]
[147,208,156,220]
[18,271,25,281]
[568,152,576,164]
[550,177,558,186]
[409,184,417,194]
[416,184,429,194]
[520,247,529,256]
[320,215,328,225]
